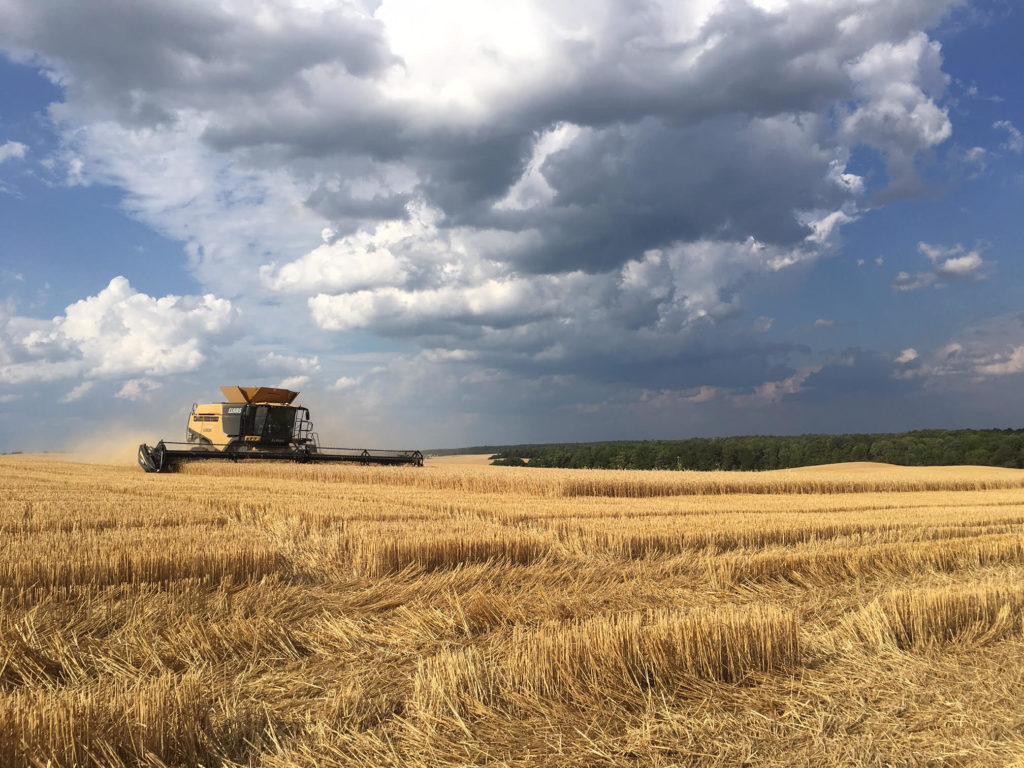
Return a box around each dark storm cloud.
[190,0,954,258]
[2,1,395,114]
[2,0,947,248]
[304,185,412,229]
[500,116,844,273]
[1,0,958,253]
[0,0,981,443]
[788,349,914,404]
[524,334,803,393]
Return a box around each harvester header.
[137,385,423,472]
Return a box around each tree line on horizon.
[487,429,1024,471]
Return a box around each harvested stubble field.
[3,457,1024,767]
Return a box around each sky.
[1,0,1023,453]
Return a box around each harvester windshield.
[250,406,296,442]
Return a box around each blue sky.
[1,0,1023,453]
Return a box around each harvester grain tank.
[137,386,423,472]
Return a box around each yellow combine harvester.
[138,385,423,472]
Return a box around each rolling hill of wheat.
[3,455,1024,766]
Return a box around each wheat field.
[3,455,1024,767]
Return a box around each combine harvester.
[138,385,423,473]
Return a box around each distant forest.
[484,429,1024,471]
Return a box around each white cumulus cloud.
[331,376,360,390]
[994,120,1023,154]
[260,352,321,373]
[59,381,93,403]
[893,241,990,291]
[891,270,936,292]
[841,32,951,198]
[116,378,162,401]
[0,277,237,384]
[278,375,310,390]
[896,315,1024,382]
[977,347,1024,376]
[895,348,918,363]
[307,237,816,360]
[919,242,987,280]
[0,140,28,164]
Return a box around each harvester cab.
[138,386,423,472]
[186,386,313,452]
